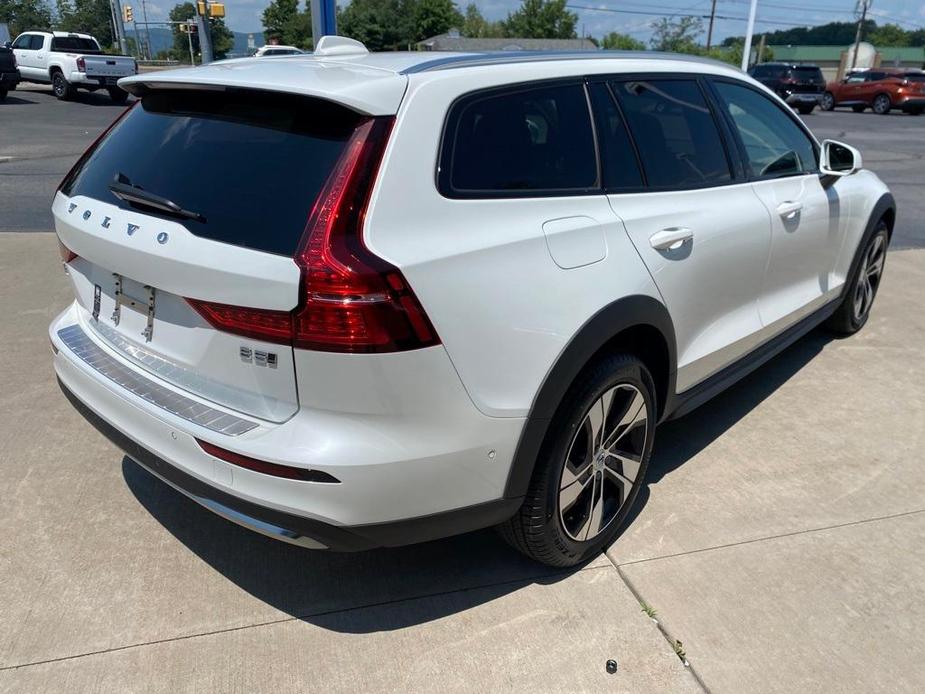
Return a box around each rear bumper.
[0,70,19,88]
[784,92,822,105]
[68,71,133,88]
[59,381,519,550]
[51,304,524,549]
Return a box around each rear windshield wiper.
[109,173,206,223]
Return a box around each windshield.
[60,89,365,256]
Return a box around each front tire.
[826,221,888,335]
[52,72,74,100]
[821,92,835,111]
[872,94,891,115]
[498,354,656,567]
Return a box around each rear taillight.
[189,116,440,354]
[76,57,85,72]
[58,239,77,263]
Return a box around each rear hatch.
[82,55,136,79]
[789,66,825,94]
[54,88,369,422]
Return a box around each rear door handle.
[649,227,693,251]
[777,200,803,219]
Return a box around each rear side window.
[612,79,731,189]
[440,83,598,196]
[51,37,100,52]
[30,35,45,50]
[713,81,817,178]
[904,73,925,82]
[60,90,363,257]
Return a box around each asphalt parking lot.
[2,84,924,693]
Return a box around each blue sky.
[134,0,925,44]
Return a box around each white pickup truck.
[9,31,136,103]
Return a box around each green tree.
[502,0,577,40]
[869,23,909,47]
[0,0,53,37]
[338,0,404,51]
[262,0,312,48]
[601,31,644,51]
[55,0,113,48]
[409,0,462,42]
[650,16,702,53]
[460,2,502,38]
[210,17,234,58]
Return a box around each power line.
[567,4,851,28]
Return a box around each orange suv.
[822,68,925,115]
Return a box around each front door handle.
[649,227,693,251]
[777,200,803,219]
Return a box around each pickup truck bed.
[10,31,135,103]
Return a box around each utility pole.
[195,1,213,64]
[706,0,718,50]
[310,0,338,48]
[850,0,871,72]
[140,0,152,60]
[741,0,759,71]
[757,33,766,64]
[108,0,129,54]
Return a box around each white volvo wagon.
[50,37,895,566]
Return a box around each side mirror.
[820,139,862,177]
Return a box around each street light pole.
[741,0,759,71]
[851,0,871,72]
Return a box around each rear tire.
[497,354,656,567]
[108,86,128,104]
[851,104,866,113]
[821,92,835,111]
[825,221,889,335]
[52,72,74,100]
[872,93,891,115]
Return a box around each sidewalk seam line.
[0,563,605,672]
[616,507,925,568]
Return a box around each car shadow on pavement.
[612,327,833,539]
[123,328,832,632]
[123,457,586,633]
[13,87,131,108]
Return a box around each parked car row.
[749,62,925,116]
[2,30,136,103]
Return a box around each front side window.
[441,83,598,196]
[713,81,817,179]
[611,79,732,189]
[11,34,33,50]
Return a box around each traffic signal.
[210,3,225,17]
[197,1,206,14]
[122,5,133,22]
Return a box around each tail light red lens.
[58,238,78,263]
[188,116,440,354]
[76,57,86,72]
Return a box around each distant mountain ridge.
[126,27,265,58]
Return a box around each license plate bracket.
[111,273,157,342]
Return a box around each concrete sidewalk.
[1,232,923,693]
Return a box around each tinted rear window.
[792,67,823,81]
[61,90,362,256]
[440,83,598,196]
[51,37,100,52]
